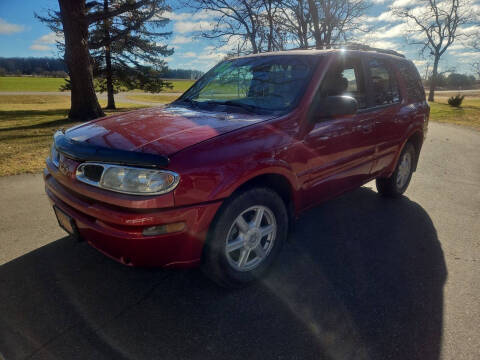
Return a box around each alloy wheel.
[225,205,277,272]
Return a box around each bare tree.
[278,0,312,48]
[393,0,474,102]
[307,0,370,49]
[186,0,288,54]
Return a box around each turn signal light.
[142,222,186,236]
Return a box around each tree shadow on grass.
[0,107,137,133]
[0,187,446,360]
[0,109,69,119]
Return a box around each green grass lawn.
[0,95,146,176]
[429,97,480,130]
[0,76,195,93]
[0,77,67,92]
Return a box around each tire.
[201,187,288,288]
[376,142,416,197]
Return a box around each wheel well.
[233,174,295,226]
[407,132,423,171]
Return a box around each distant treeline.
[0,57,68,77]
[164,68,204,80]
[424,73,479,90]
[0,57,203,79]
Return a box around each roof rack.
[335,43,406,58]
[288,43,405,58]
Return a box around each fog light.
[142,222,186,236]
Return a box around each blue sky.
[0,0,479,75]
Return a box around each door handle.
[360,122,374,134]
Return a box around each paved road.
[0,122,479,360]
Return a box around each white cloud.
[360,10,397,23]
[164,10,216,22]
[369,40,399,49]
[37,32,61,44]
[454,51,480,58]
[174,20,216,33]
[391,0,417,7]
[377,10,397,22]
[182,51,197,58]
[30,32,63,52]
[30,44,51,51]
[448,42,468,51]
[0,18,24,34]
[375,23,408,38]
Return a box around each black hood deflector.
[54,131,170,168]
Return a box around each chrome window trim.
[75,162,180,196]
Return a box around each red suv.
[44,49,429,286]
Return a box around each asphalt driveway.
[0,122,479,360]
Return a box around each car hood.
[65,105,274,156]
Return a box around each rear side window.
[367,58,401,106]
[398,61,425,102]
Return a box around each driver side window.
[319,58,367,109]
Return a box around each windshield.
[175,55,319,114]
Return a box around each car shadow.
[0,187,446,360]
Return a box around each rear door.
[300,55,376,207]
[363,56,404,174]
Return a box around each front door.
[300,55,376,208]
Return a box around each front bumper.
[44,166,222,268]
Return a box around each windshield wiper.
[173,98,198,108]
[222,100,261,113]
[200,100,262,114]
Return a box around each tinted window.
[178,56,318,114]
[367,59,401,106]
[398,61,425,102]
[319,58,367,108]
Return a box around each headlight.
[76,163,180,195]
[50,144,60,167]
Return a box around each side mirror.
[311,95,358,121]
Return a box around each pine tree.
[88,0,173,109]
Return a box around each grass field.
[429,97,480,129]
[0,76,195,93]
[0,77,67,92]
[0,92,479,176]
[0,95,144,176]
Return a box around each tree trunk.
[428,55,440,102]
[103,0,115,109]
[249,33,259,53]
[58,0,104,120]
[307,0,322,49]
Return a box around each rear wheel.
[201,188,288,287]
[376,142,416,197]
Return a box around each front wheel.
[376,142,416,197]
[201,188,288,287]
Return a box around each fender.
[208,159,301,209]
[382,126,424,178]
